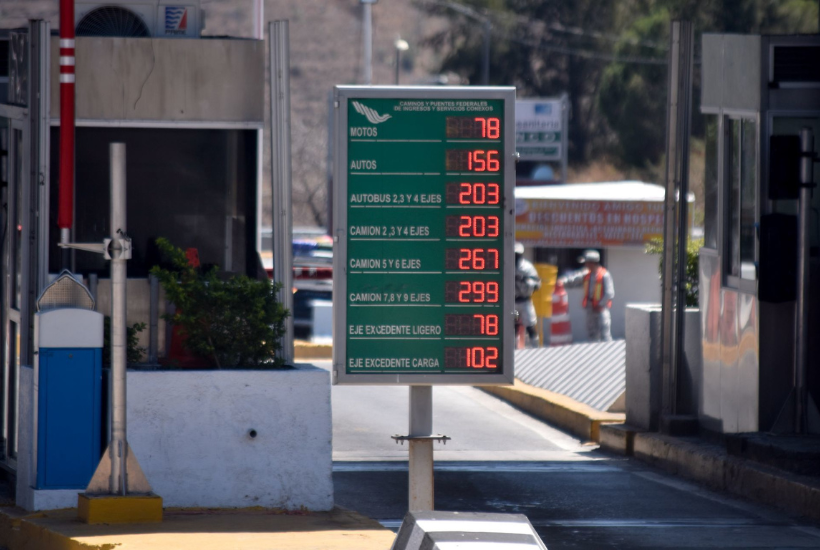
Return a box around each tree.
[423,0,819,171]
[420,0,622,163]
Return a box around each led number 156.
[446,150,501,172]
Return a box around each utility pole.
[482,18,491,85]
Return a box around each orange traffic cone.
[550,280,572,346]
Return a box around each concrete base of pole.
[78,493,163,524]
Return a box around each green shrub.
[150,238,289,368]
[646,237,703,307]
[103,318,146,365]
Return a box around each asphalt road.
[317,361,820,549]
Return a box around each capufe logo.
[352,101,392,124]
[164,6,188,35]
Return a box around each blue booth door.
[37,349,102,489]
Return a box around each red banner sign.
[515,199,664,248]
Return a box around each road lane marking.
[332,462,621,473]
[379,518,808,529]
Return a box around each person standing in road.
[514,242,542,347]
[559,249,614,342]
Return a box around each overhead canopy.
[515,181,693,249]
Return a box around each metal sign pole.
[408,386,434,511]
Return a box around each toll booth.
[1,12,265,489]
[698,34,820,434]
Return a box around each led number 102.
[444,346,500,369]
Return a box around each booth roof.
[515,181,695,202]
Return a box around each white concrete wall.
[565,247,661,342]
[127,364,334,510]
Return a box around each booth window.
[703,116,718,249]
[725,117,757,284]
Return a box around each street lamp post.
[361,0,378,85]
[394,37,409,84]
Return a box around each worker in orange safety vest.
[558,249,615,342]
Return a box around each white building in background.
[515,181,694,342]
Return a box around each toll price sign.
[333,86,515,385]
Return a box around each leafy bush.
[646,237,703,307]
[150,238,289,368]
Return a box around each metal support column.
[795,127,815,434]
[31,20,50,294]
[270,21,294,364]
[660,20,693,421]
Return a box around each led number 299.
[445,281,500,303]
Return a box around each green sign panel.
[333,87,515,385]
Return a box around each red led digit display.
[445,281,500,303]
[445,182,501,205]
[445,248,500,271]
[446,150,501,172]
[446,117,501,139]
[445,215,500,238]
[444,314,499,336]
[444,346,500,369]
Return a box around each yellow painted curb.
[482,379,624,442]
[294,340,332,360]
[78,493,163,524]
